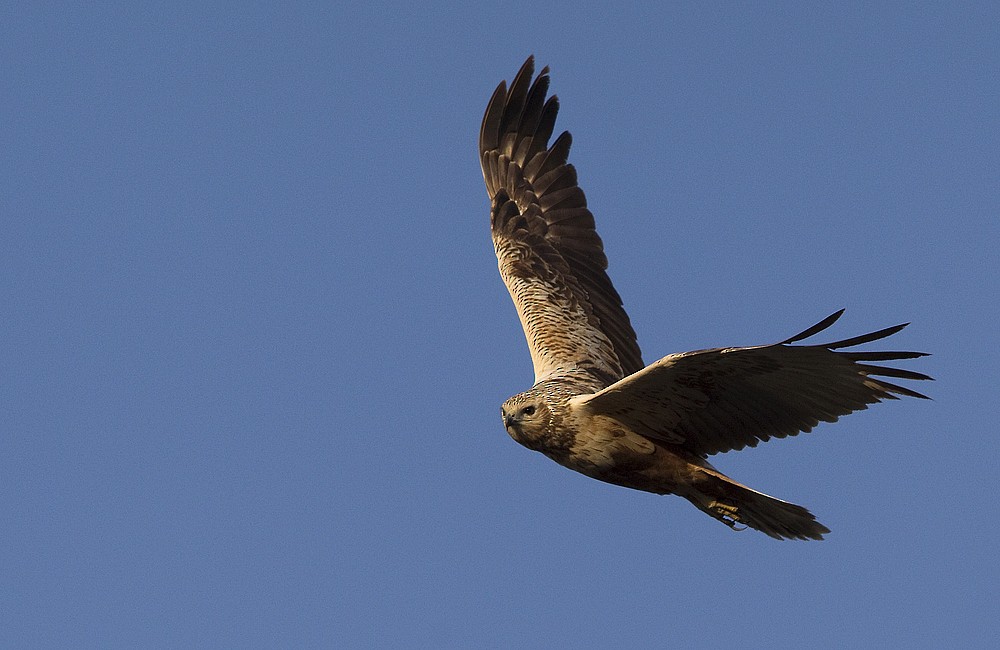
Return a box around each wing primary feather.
[499,58,536,155]
[514,76,551,166]
[480,83,506,153]
[534,131,573,178]
[780,309,845,344]
[824,323,909,349]
[841,350,929,361]
[868,379,931,400]
[528,98,560,173]
[855,363,933,381]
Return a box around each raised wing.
[480,56,642,385]
[577,310,931,456]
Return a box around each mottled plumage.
[480,57,931,540]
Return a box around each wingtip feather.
[780,309,845,345]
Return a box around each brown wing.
[480,56,643,385]
[576,310,931,456]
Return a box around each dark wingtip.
[780,309,845,345]
[874,379,932,400]
[510,56,536,92]
[779,310,932,401]
[843,350,930,361]
[857,364,934,382]
[826,322,909,349]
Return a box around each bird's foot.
[707,500,748,531]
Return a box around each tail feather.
[688,472,830,541]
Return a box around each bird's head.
[500,389,552,449]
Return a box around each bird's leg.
[697,499,747,531]
[706,500,748,532]
[688,491,749,531]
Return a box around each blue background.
[3,2,996,647]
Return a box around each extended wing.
[480,57,642,386]
[577,310,931,457]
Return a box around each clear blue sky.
[2,2,996,647]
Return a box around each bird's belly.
[556,434,703,497]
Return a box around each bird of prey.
[479,57,931,540]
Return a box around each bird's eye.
[522,405,536,416]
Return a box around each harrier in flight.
[479,57,930,540]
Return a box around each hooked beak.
[504,413,516,428]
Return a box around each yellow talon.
[708,501,747,531]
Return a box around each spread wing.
[480,56,642,385]
[577,310,932,457]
